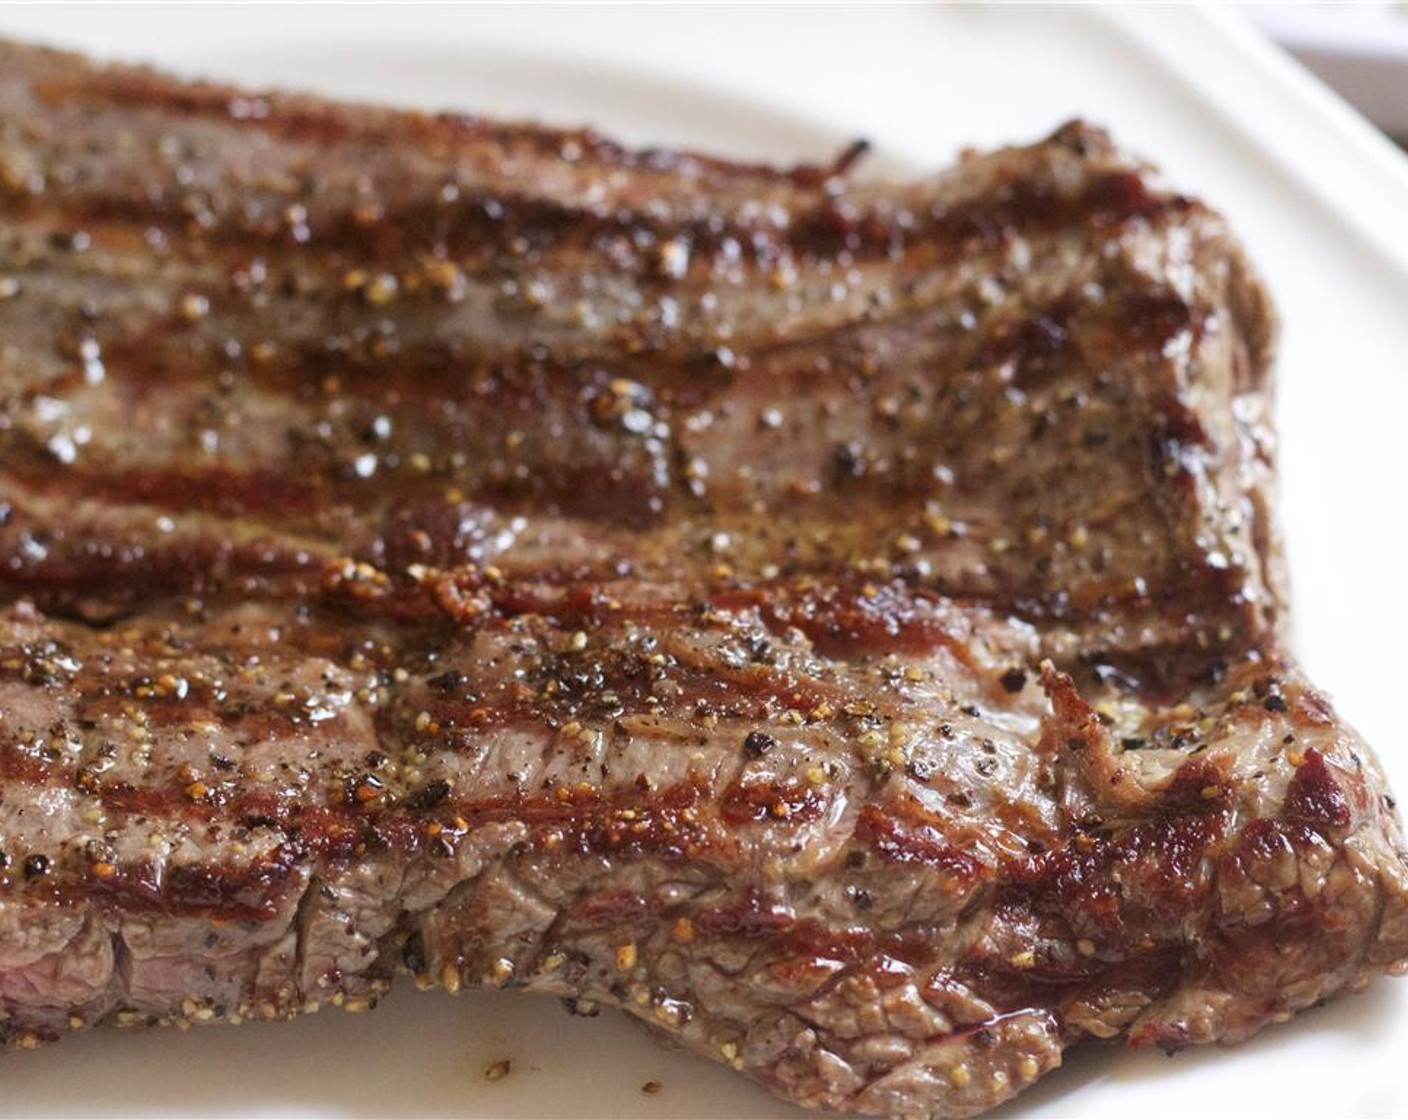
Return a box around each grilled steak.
[0,39,1404,1120]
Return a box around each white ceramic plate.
[0,5,1405,1118]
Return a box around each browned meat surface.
[0,39,1404,1120]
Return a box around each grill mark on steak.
[18,49,865,191]
[0,271,1240,640]
[0,102,1189,269]
[0,38,1404,1120]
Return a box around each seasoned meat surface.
[0,39,1404,1120]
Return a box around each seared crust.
[0,39,1403,1120]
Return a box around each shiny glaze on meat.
[0,40,1403,1120]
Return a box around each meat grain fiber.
[0,39,1405,1120]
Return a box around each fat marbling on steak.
[0,39,1404,1120]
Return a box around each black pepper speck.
[999,668,1027,693]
